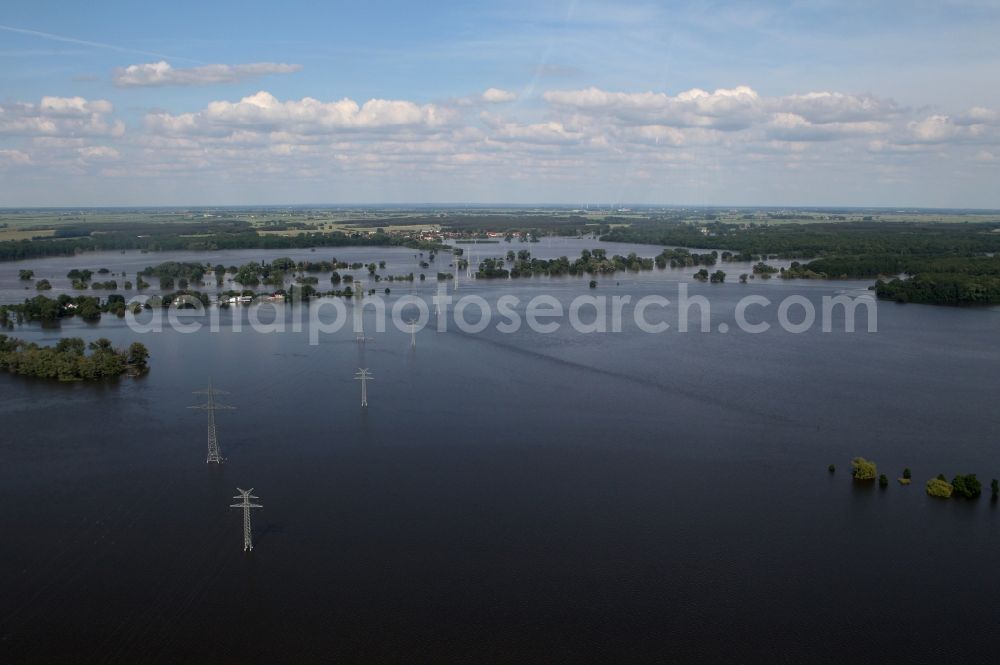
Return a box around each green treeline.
[804,253,1000,278]
[0,335,149,381]
[476,248,657,279]
[0,223,445,261]
[0,294,132,325]
[602,221,1000,258]
[346,214,606,236]
[875,273,1000,305]
[138,257,407,290]
[801,254,1000,304]
[139,261,208,284]
[603,221,1000,305]
[655,248,719,268]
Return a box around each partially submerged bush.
[926,478,953,498]
[851,457,877,481]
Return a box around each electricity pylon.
[230,488,262,552]
[406,318,417,348]
[189,379,235,464]
[354,368,373,407]
[356,305,373,345]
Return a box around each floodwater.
[1,239,999,663]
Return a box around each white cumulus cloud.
[774,92,898,124]
[145,91,456,136]
[77,145,120,160]
[542,86,900,138]
[0,149,31,166]
[487,121,584,145]
[907,115,961,143]
[39,96,114,116]
[765,113,887,141]
[544,85,763,130]
[482,88,516,103]
[0,97,123,137]
[114,61,302,87]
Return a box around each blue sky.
[2,0,999,206]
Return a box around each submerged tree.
[126,342,150,369]
[851,457,877,481]
[926,477,953,498]
[0,334,145,381]
[951,474,982,499]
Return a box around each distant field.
[0,228,56,241]
[1,207,998,242]
[747,213,1000,225]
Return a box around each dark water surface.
[2,243,1000,663]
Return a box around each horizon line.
[1,203,999,213]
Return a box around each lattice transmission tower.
[230,488,262,552]
[355,302,373,346]
[188,379,236,464]
[406,318,418,348]
[354,368,373,407]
